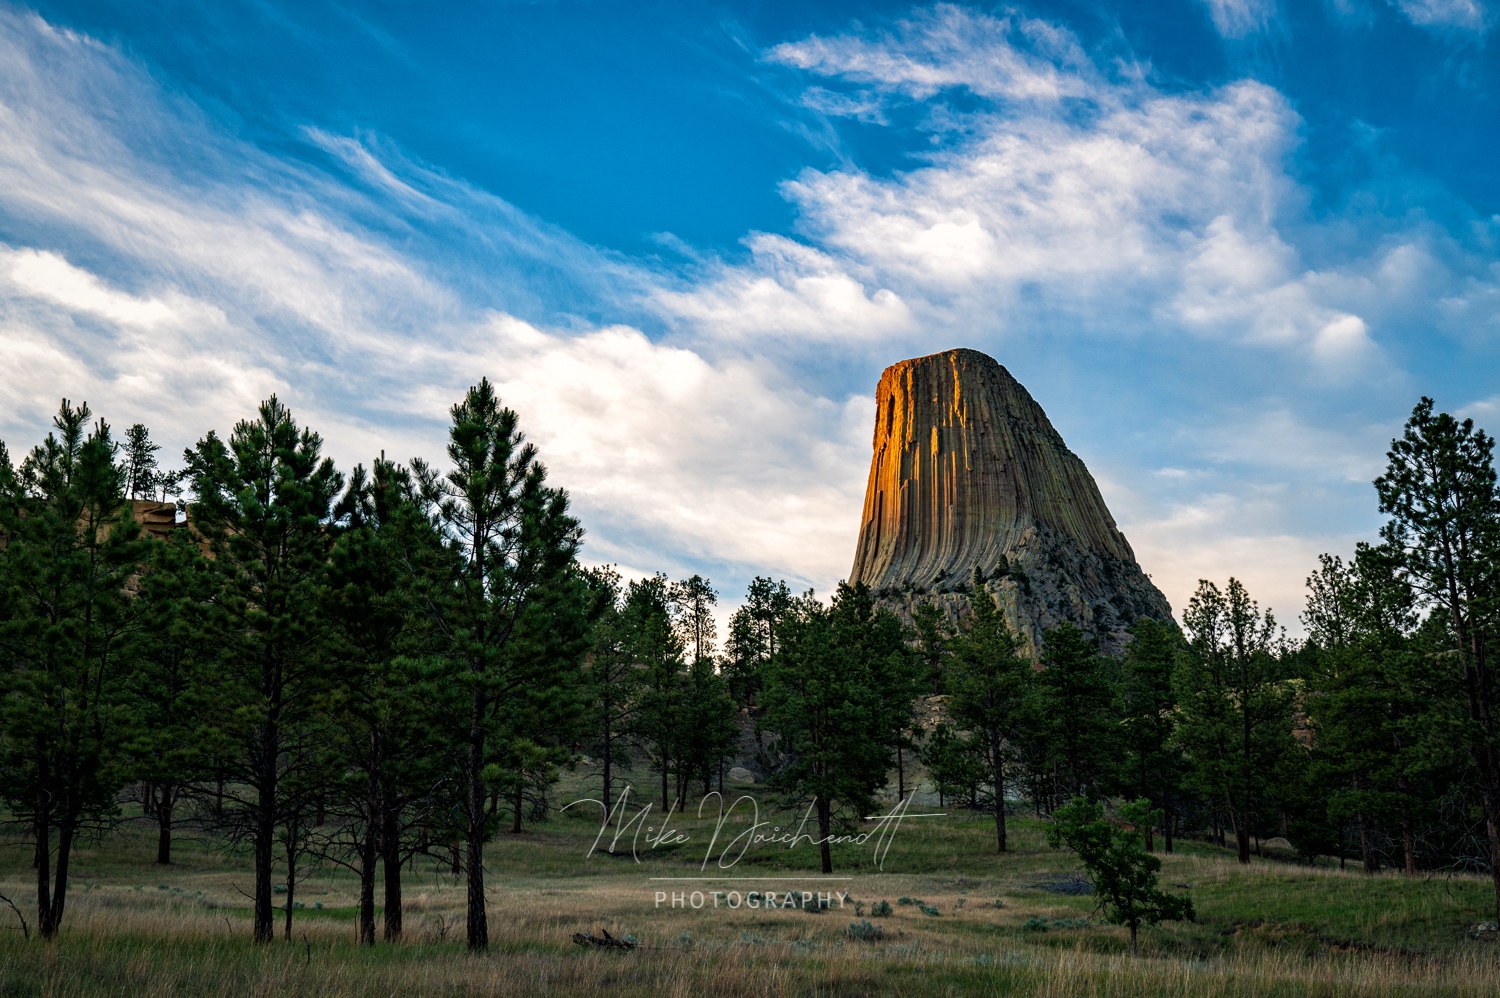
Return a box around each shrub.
[845,920,886,942]
[870,900,893,917]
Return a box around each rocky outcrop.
[849,348,1172,656]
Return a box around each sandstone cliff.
[849,348,1172,656]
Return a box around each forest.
[1,382,1498,959]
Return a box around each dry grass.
[1,795,1498,995]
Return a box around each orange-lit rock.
[849,348,1172,655]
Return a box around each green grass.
[1,776,1497,995]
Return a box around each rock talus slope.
[848,348,1172,655]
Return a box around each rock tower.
[849,348,1172,655]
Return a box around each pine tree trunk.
[155,783,174,865]
[382,803,403,942]
[1359,813,1377,874]
[465,690,489,952]
[601,726,613,814]
[1402,810,1417,876]
[990,730,1006,853]
[1164,794,1174,854]
[897,744,905,800]
[253,739,276,943]
[283,823,297,942]
[34,781,59,940]
[359,756,379,946]
[817,796,833,874]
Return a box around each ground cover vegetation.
[0,389,1498,990]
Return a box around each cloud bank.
[3,3,1498,631]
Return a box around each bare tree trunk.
[1402,809,1417,876]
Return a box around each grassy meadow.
[1,774,1497,996]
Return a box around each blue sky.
[1,0,1498,633]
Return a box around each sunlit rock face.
[848,348,1173,656]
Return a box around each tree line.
[888,397,1500,924]
[1,388,1497,950]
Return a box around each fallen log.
[572,929,636,951]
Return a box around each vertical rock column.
[848,348,1172,654]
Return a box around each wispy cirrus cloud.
[1198,0,1280,39]
[1391,0,1491,34]
[0,6,865,602]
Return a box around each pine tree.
[677,656,739,797]
[723,576,792,709]
[672,574,717,665]
[1119,618,1185,852]
[413,378,582,952]
[1175,579,1294,864]
[1374,398,1500,917]
[1032,623,1116,799]
[920,722,985,808]
[122,423,160,500]
[947,579,1028,851]
[581,567,639,814]
[1048,797,1195,956]
[182,396,343,943]
[0,401,148,939]
[629,573,686,809]
[912,601,950,694]
[760,582,917,873]
[127,526,216,866]
[323,458,442,944]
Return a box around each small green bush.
[869,900,892,917]
[845,920,886,942]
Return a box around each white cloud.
[767,5,1096,103]
[0,8,873,602]
[654,233,913,341]
[1391,0,1490,33]
[2,2,1496,637]
[425,316,870,585]
[1199,0,1280,38]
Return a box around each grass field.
[1,775,1497,996]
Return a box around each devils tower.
[849,348,1172,655]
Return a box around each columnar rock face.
[849,348,1172,655]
